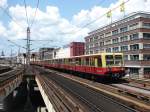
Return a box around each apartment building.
[85,12,150,78]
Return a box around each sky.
[0,0,150,56]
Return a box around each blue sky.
[0,0,149,56]
[7,0,117,20]
[0,0,117,56]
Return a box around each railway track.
[0,66,12,74]
[34,66,150,112]
[112,83,150,93]
[0,67,23,87]
[125,78,150,90]
[36,73,87,112]
[110,83,150,103]
[36,67,138,112]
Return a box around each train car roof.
[71,52,123,58]
[43,52,123,61]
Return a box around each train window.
[86,58,90,66]
[106,55,113,60]
[72,59,76,65]
[106,55,114,66]
[115,55,122,60]
[62,59,65,64]
[81,58,85,65]
[89,57,95,66]
[75,58,81,65]
[79,58,81,65]
[69,59,73,65]
[114,55,123,66]
[97,57,102,67]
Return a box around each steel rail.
[0,68,23,86]
[34,66,150,112]
[45,74,104,112]
[45,73,137,112]
[37,74,85,112]
[36,66,137,112]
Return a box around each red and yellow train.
[32,53,126,79]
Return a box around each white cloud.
[72,0,150,31]
[0,22,6,37]
[0,0,7,8]
[5,4,89,48]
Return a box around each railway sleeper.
[37,75,83,112]
[117,89,150,103]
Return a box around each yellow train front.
[33,53,126,80]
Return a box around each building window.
[105,32,111,37]
[130,55,139,61]
[129,68,139,75]
[105,40,111,45]
[121,45,128,51]
[94,36,98,40]
[120,26,128,33]
[144,68,150,75]
[143,23,150,28]
[90,50,93,54]
[143,54,150,61]
[124,55,128,60]
[112,29,118,35]
[90,38,93,42]
[112,47,119,52]
[86,51,89,54]
[99,34,104,38]
[99,42,104,46]
[143,33,150,39]
[106,48,111,52]
[85,39,89,43]
[90,44,93,48]
[129,23,139,30]
[130,44,139,50]
[95,42,99,47]
[130,33,139,40]
[112,38,119,44]
[86,45,89,49]
[95,49,99,53]
[120,36,128,42]
[143,44,150,49]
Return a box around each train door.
[97,56,102,67]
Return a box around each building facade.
[39,42,85,60]
[70,42,85,56]
[39,48,54,60]
[85,12,150,78]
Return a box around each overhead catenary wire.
[30,0,40,28]
[0,6,26,50]
[59,0,130,35]
[23,0,30,27]
[23,0,40,28]
[7,39,26,49]
[0,6,25,29]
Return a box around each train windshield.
[105,55,123,66]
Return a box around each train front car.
[102,53,126,79]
